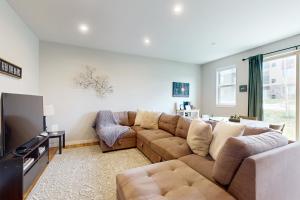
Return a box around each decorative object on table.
[175,102,180,110]
[176,109,200,119]
[229,115,258,122]
[179,104,184,110]
[239,85,248,92]
[48,131,65,154]
[75,66,113,97]
[185,105,192,110]
[0,57,22,79]
[172,82,189,97]
[183,101,191,110]
[43,105,55,132]
[229,114,240,122]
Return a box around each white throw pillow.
[209,121,245,160]
[140,111,161,129]
[187,119,213,157]
[134,110,146,126]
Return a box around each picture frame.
[239,85,247,92]
[0,57,22,79]
[172,82,189,97]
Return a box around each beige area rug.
[27,146,151,200]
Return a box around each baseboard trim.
[65,141,99,149]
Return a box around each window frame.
[263,51,300,141]
[216,66,237,107]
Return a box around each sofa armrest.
[228,142,300,200]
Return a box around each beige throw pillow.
[140,111,161,129]
[187,119,213,156]
[134,110,146,126]
[209,122,245,160]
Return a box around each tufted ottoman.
[116,160,235,200]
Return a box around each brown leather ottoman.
[116,160,235,200]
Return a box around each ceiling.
[7,0,300,64]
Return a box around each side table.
[48,131,65,154]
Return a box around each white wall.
[0,0,39,132]
[0,0,39,95]
[40,42,201,144]
[201,34,300,117]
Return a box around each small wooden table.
[48,131,65,154]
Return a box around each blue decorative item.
[172,82,189,97]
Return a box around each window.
[263,54,297,140]
[216,67,236,106]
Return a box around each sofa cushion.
[175,117,192,139]
[117,160,235,200]
[151,137,192,160]
[158,113,180,135]
[134,110,146,126]
[243,126,274,136]
[213,132,288,186]
[114,111,129,126]
[137,129,173,145]
[119,128,137,139]
[131,125,144,133]
[209,122,245,160]
[179,154,215,182]
[187,119,213,156]
[140,111,161,129]
[128,111,136,126]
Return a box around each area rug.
[27,146,151,200]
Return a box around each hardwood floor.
[49,147,58,161]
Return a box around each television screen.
[1,93,43,156]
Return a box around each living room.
[0,0,300,200]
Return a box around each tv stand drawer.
[23,150,49,193]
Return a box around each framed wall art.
[172,82,189,97]
[0,57,22,79]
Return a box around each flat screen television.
[0,93,44,157]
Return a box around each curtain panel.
[248,54,264,120]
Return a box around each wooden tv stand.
[0,136,49,200]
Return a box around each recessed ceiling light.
[173,4,183,15]
[143,37,151,46]
[78,24,89,34]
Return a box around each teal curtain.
[248,54,264,120]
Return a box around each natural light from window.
[263,54,297,140]
[216,67,236,106]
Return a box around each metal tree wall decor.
[75,66,113,97]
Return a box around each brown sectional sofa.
[97,111,300,200]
